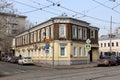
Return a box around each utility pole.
[110,16,112,56]
[52,18,54,66]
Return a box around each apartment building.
[99,32,120,56]
[0,12,26,55]
[14,16,99,65]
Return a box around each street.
[1,61,120,80]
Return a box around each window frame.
[59,24,66,38]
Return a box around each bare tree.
[0,0,16,54]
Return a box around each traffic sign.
[86,39,91,44]
[45,44,50,49]
[85,44,91,51]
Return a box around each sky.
[9,0,120,37]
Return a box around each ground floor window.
[59,46,66,57]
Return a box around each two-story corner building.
[14,16,99,65]
[99,31,120,56]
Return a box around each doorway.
[89,50,93,62]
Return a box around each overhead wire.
[92,0,120,14]
[11,0,59,15]
[46,0,120,24]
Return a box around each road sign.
[86,39,91,44]
[45,44,50,49]
[85,44,91,51]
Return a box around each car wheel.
[108,62,111,66]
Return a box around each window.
[51,25,54,39]
[83,28,87,40]
[112,42,114,47]
[116,42,118,46]
[31,33,33,43]
[90,30,95,38]
[46,27,49,39]
[104,43,106,47]
[78,27,82,39]
[59,24,66,38]
[38,30,40,41]
[74,47,77,57]
[72,25,77,38]
[59,44,66,57]
[34,31,37,42]
[84,49,88,56]
[41,28,45,41]
[79,47,82,56]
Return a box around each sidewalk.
[34,63,97,69]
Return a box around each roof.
[0,12,27,18]
[16,16,99,36]
[99,33,120,40]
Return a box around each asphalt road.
[0,61,55,77]
[1,61,120,80]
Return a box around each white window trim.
[90,29,95,38]
[59,24,66,38]
[46,27,49,39]
[79,47,83,56]
[78,27,82,39]
[38,30,40,41]
[51,25,54,39]
[59,45,67,57]
[83,28,87,40]
[34,31,37,42]
[72,25,77,39]
[73,47,78,57]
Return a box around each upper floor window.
[59,24,66,38]
[108,43,110,47]
[46,27,50,39]
[41,28,45,41]
[31,33,33,43]
[34,31,37,42]
[51,25,54,39]
[72,25,77,39]
[37,30,40,41]
[83,28,87,40]
[78,27,82,39]
[90,30,95,38]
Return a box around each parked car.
[10,56,20,63]
[115,56,120,65]
[18,57,33,65]
[97,56,118,66]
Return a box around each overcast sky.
[10,0,120,37]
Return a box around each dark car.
[10,56,20,63]
[115,56,120,65]
[97,56,118,66]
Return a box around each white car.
[18,57,33,65]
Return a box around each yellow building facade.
[14,17,99,65]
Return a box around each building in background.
[0,12,26,56]
[14,16,99,65]
[99,28,120,56]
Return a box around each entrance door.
[89,50,93,62]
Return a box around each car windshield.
[101,56,111,59]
